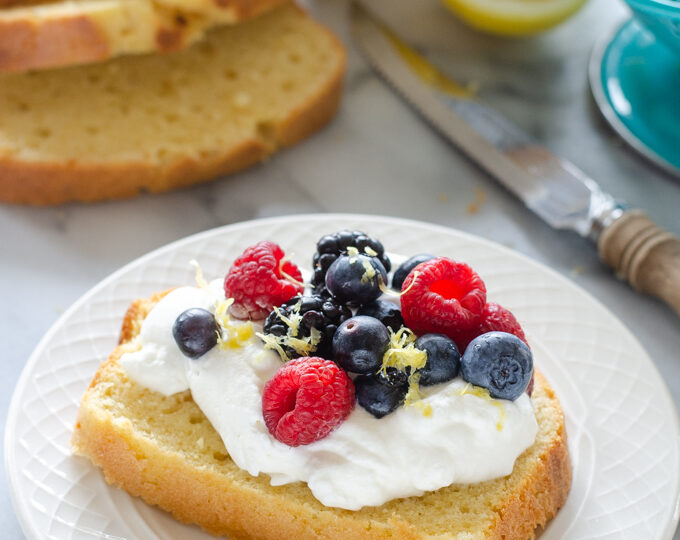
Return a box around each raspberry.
[224,241,304,320]
[262,357,355,446]
[400,257,486,345]
[458,302,529,351]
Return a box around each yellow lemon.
[441,0,589,36]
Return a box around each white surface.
[5,215,680,539]
[2,0,680,538]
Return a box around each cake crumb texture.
[72,293,571,540]
[0,4,345,204]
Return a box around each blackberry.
[261,295,351,361]
[311,230,391,295]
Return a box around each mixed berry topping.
[311,230,391,295]
[391,253,435,291]
[400,257,487,347]
[261,357,355,446]
[332,316,390,374]
[172,308,219,359]
[262,294,351,360]
[356,300,404,332]
[172,230,535,447]
[461,332,533,401]
[224,241,304,320]
[325,253,387,306]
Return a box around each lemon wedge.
[441,0,589,36]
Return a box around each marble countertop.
[2,0,679,537]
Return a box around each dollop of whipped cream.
[120,280,538,510]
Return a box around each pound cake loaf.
[72,236,571,540]
[0,0,288,73]
[0,4,345,204]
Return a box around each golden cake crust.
[72,293,571,540]
[0,0,289,73]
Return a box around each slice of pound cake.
[0,4,344,204]
[72,236,571,540]
[0,0,289,73]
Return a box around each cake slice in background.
[0,4,346,205]
[0,0,289,73]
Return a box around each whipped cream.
[120,279,538,510]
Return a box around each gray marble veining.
[1,0,679,538]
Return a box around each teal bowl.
[625,0,680,55]
[589,0,680,176]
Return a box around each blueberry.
[172,308,219,359]
[325,254,387,306]
[460,331,533,401]
[332,316,390,374]
[357,300,404,332]
[391,254,435,290]
[414,333,461,386]
[355,368,409,418]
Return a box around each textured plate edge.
[5,212,680,539]
[588,17,680,179]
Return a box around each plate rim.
[5,212,680,539]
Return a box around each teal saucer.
[589,18,680,177]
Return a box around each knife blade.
[351,0,680,316]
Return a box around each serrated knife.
[350,0,680,317]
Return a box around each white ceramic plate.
[5,214,680,540]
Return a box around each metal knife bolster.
[444,98,628,242]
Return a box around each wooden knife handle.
[599,210,680,316]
